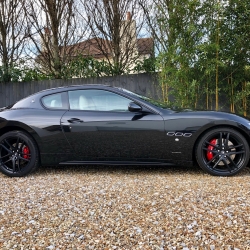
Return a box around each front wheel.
[196,128,249,176]
[0,131,39,177]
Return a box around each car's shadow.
[33,164,250,177]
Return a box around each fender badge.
[167,132,192,137]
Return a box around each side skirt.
[59,161,193,166]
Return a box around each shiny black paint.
[162,110,250,161]
[61,110,167,161]
[0,109,72,165]
[0,84,250,167]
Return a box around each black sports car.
[0,84,250,177]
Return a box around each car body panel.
[1,84,250,169]
[61,110,168,161]
[162,110,250,161]
[0,109,73,165]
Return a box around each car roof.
[10,84,135,110]
[35,84,112,94]
[9,84,164,115]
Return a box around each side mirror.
[128,102,142,112]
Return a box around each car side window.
[42,93,64,109]
[68,89,131,111]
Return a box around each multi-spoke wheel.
[0,131,39,177]
[196,128,249,176]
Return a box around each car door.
[61,89,168,162]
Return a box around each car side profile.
[0,84,250,177]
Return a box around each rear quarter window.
[42,92,68,110]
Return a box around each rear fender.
[0,120,42,146]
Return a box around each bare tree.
[80,0,147,75]
[138,0,176,53]
[0,0,28,81]
[24,0,89,78]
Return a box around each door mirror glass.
[128,102,142,112]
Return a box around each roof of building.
[62,37,154,59]
[63,38,112,59]
[137,38,154,55]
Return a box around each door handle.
[67,118,84,123]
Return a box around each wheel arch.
[192,124,250,164]
[0,122,42,156]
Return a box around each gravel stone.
[0,165,249,249]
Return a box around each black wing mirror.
[128,102,142,112]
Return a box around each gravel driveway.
[0,165,249,249]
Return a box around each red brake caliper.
[22,146,30,159]
[207,139,217,161]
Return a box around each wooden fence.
[0,73,162,108]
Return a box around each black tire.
[196,127,249,176]
[0,131,39,177]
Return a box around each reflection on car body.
[0,84,250,177]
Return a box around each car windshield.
[120,88,169,109]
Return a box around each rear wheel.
[0,131,39,177]
[196,128,249,176]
